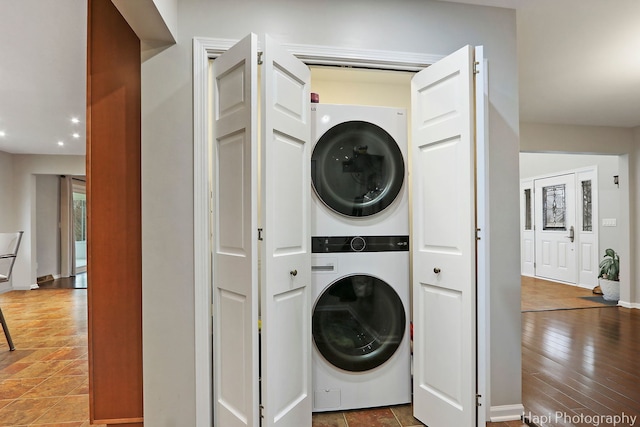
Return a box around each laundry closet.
[308,66,413,413]
[208,34,481,427]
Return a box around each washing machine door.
[311,121,405,217]
[312,274,406,372]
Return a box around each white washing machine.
[311,104,409,236]
[311,236,411,412]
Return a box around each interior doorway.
[72,178,87,275]
[520,153,621,289]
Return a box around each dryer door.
[312,274,406,372]
[311,121,405,217]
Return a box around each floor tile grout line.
[390,407,402,426]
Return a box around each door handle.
[566,226,574,243]
[433,267,441,274]
[290,269,298,277]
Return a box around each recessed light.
[71,117,80,124]
[72,133,80,138]
[0,131,5,137]
[57,141,64,146]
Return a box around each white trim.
[475,47,490,427]
[281,42,444,71]
[192,37,481,427]
[192,38,444,70]
[490,404,525,422]
[618,300,640,309]
[193,37,214,427]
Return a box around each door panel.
[261,35,312,427]
[212,33,259,427]
[534,173,576,283]
[577,170,598,287]
[521,180,535,276]
[411,45,476,427]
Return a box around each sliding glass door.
[72,180,87,274]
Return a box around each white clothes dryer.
[311,235,411,412]
[311,104,409,237]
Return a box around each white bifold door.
[212,35,482,427]
[211,33,312,427]
[410,45,481,427]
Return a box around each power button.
[350,236,366,252]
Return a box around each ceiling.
[1,0,638,156]
[0,0,87,156]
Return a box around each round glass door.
[312,274,406,372]
[311,121,405,217]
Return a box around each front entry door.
[534,173,577,283]
[411,45,478,427]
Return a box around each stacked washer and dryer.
[310,103,411,412]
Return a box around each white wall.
[11,155,84,289]
[0,150,14,292]
[142,0,521,424]
[0,151,14,232]
[310,67,412,109]
[520,122,638,308]
[35,175,60,278]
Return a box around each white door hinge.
[258,228,264,241]
[474,61,480,74]
[475,228,482,241]
[476,394,482,407]
[257,51,264,65]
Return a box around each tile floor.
[312,405,528,427]
[313,405,422,427]
[0,288,104,427]
[1,285,528,427]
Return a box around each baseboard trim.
[618,300,640,309]
[91,416,143,425]
[490,404,524,422]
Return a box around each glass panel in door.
[72,183,87,274]
[312,274,406,372]
[311,121,405,217]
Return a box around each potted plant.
[598,248,620,302]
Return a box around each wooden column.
[87,0,143,425]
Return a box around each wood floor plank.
[523,349,630,417]
[522,305,640,427]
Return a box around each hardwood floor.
[36,274,87,290]
[1,276,638,426]
[311,406,528,426]
[521,276,616,312]
[522,307,640,427]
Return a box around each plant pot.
[598,278,620,302]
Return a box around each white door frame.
[520,166,599,288]
[193,38,490,427]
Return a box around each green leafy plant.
[598,248,620,281]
